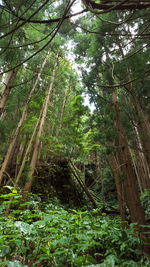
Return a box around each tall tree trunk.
[132,96,150,167]
[112,91,150,253]
[0,70,17,116]
[132,125,150,191]
[117,38,150,166]
[19,135,30,165]
[15,105,44,186]
[113,42,150,194]
[56,87,69,136]
[5,110,45,215]
[23,55,58,193]
[0,54,49,186]
[112,90,145,224]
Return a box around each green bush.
[0,189,149,266]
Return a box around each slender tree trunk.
[0,54,49,186]
[56,87,69,136]
[15,105,44,186]
[23,55,58,193]
[19,135,30,164]
[0,70,17,116]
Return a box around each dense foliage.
[0,188,149,267]
[0,0,150,265]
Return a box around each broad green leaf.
[15,221,33,235]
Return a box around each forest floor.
[0,187,150,267]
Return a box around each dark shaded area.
[32,159,84,207]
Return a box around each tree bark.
[133,96,150,167]
[112,91,150,253]
[132,125,150,191]
[109,155,126,223]
[113,91,145,224]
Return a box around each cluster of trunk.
[109,89,150,253]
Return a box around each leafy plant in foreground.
[0,190,149,266]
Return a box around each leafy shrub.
[0,189,149,266]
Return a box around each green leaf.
[15,221,33,235]
[3,186,14,191]
[0,245,10,257]
[74,254,96,266]
[99,254,117,267]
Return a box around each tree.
[23,52,58,193]
[0,0,150,254]
[0,52,50,185]
[0,0,150,74]
[72,9,150,251]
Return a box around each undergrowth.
[0,187,149,267]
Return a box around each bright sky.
[72,0,83,14]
